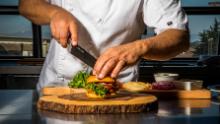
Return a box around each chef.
[19,0,189,92]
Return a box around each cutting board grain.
[38,87,158,113]
[41,87,86,96]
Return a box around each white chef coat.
[37,0,188,92]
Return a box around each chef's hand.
[50,9,78,48]
[93,41,145,79]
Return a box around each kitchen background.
[0,0,220,89]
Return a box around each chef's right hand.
[50,9,78,48]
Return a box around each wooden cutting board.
[38,87,158,114]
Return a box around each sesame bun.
[87,75,115,83]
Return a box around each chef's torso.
[37,0,188,91]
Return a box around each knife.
[68,44,96,68]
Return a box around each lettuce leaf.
[68,71,89,88]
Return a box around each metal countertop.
[0,90,219,124]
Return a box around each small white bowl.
[154,73,179,82]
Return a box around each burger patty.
[97,82,118,92]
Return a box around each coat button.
[167,21,173,26]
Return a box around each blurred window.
[186,15,220,57]
[181,0,220,7]
[0,15,33,57]
[0,0,18,6]
[42,25,51,57]
[0,0,220,59]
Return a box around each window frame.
[0,5,220,66]
[0,5,42,58]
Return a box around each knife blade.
[68,44,96,68]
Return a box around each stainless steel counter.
[0,90,219,124]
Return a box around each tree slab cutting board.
[37,87,158,114]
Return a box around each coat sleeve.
[143,0,188,34]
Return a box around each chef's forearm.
[19,0,63,25]
[138,29,190,60]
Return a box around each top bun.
[87,75,115,83]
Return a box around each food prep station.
[1,1,220,124]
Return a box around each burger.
[86,75,119,98]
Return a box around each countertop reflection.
[0,90,219,124]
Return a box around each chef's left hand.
[93,41,145,79]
